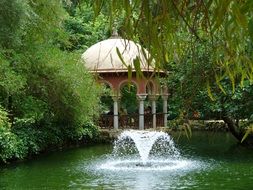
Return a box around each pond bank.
[172,120,229,131]
[98,120,229,142]
[1,120,229,165]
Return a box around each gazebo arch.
[100,80,113,89]
[146,80,156,95]
[118,79,139,96]
[81,33,168,130]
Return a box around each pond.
[1,131,253,190]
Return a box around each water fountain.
[113,130,180,164]
[99,130,195,171]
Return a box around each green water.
[1,131,253,190]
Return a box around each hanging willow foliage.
[80,0,253,97]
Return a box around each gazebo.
[81,33,169,130]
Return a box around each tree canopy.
[0,0,101,163]
[90,0,253,92]
[89,0,253,144]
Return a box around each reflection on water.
[1,132,253,190]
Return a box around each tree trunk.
[222,115,253,147]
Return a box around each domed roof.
[81,37,154,73]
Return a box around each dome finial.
[110,27,121,39]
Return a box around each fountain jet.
[113,130,180,165]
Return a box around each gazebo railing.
[98,114,114,129]
[119,114,139,129]
[156,113,164,127]
[98,113,164,129]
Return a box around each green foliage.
[0,106,10,128]
[0,55,26,107]
[14,46,100,125]
[166,32,253,121]
[99,84,113,113]
[15,96,49,123]
[168,111,192,140]
[0,0,27,48]
[0,0,68,49]
[169,62,253,121]
[0,106,26,162]
[0,0,101,163]
[121,85,137,114]
[63,3,109,51]
[241,124,253,143]
[62,121,99,140]
[93,0,253,89]
[0,126,23,163]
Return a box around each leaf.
[133,57,144,80]
[93,0,103,17]
[127,65,132,88]
[212,0,232,32]
[184,126,189,139]
[185,123,192,138]
[124,0,131,17]
[177,128,182,141]
[240,69,247,87]
[188,124,192,138]
[116,47,128,68]
[241,128,252,143]
[180,123,192,140]
[207,80,215,101]
[164,52,169,63]
[215,74,226,94]
[232,3,248,29]
[248,18,253,43]
[226,67,235,93]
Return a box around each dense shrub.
[0,1,101,164]
[0,53,101,163]
[0,111,99,163]
[0,106,25,162]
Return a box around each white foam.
[113,130,180,164]
[99,158,194,171]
